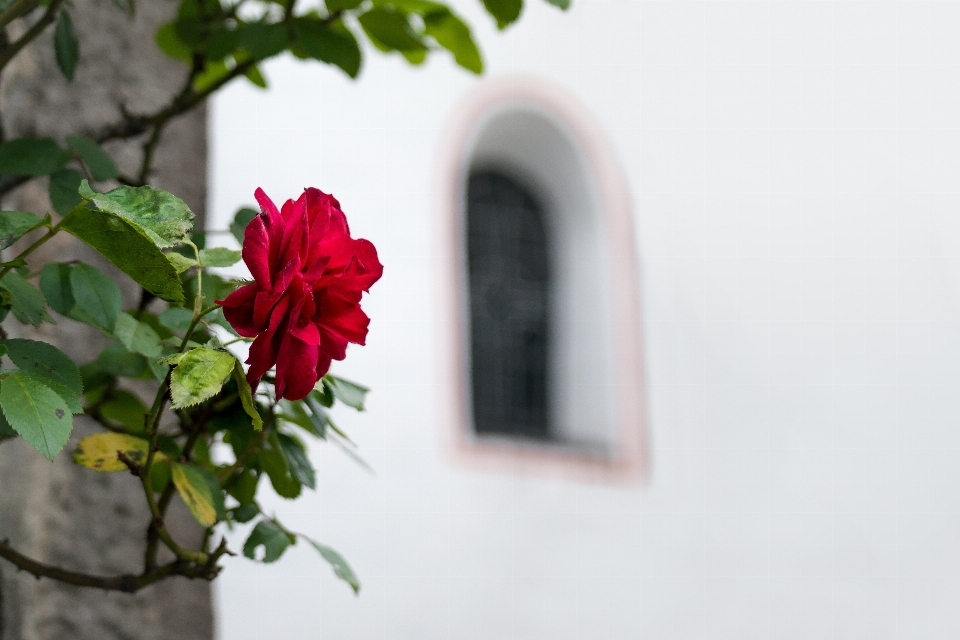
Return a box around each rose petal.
[218,284,259,337]
[242,216,272,288]
[275,333,318,400]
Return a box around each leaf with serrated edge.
[170,348,234,408]
[2,338,82,395]
[171,463,218,526]
[0,211,43,250]
[112,312,162,358]
[60,205,184,305]
[198,247,241,268]
[0,372,73,460]
[232,360,263,430]
[0,272,53,327]
[73,432,151,472]
[79,181,194,248]
[65,135,118,181]
[277,432,315,489]
[243,520,294,563]
[166,251,196,274]
[69,262,121,332]
[0,138,70,176]
[303,537,361,594]
[324,375,369,411]
[14,371,82,414]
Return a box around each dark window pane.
[467,171,550,439]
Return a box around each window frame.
[435,76,647,482]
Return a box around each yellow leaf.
[73,432,151,472]
[171,463,217,527]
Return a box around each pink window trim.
[433,75,648,484]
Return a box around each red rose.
[217,187,382,401]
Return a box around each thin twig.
[0,0,64,73]
[0,0,41,32]
[0,539,211,592]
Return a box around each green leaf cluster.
[148,0,569,88]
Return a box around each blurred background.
[209,2,960,638]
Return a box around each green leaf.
[423,10,483,73]
[48,169,84,216]
[166,251,196,274]
[481,0,523,29]
[65,135,118,181]
[0,211,43,250]
[544,0,570,9]
[39,263,73,316]
[243,519,294,563]
[261,431,301,498]
[230,207,258,244]
[100,389,148,432]
[150,458,172,494]
[0,138,71,176]
[14,371,82,414]
[155,21,192,61]
[192,58,230,93]
[232,468,259,507]
[69,262,121,332]
[204,27,238,62]
[400,48,427,65]
[54,11,79,81]
[237,22,288,61]
[159,307,193,333]
[232,503,259,523]
[2,338,82,396]
[324,375,368,411]
[0,372,73,460]
[0,272,52,327]
[79,181,195,249]
[294,18,362,78]
[303,537,361,594]
[0,410,16,440]
[244,63,267,89]
[277,432,315,489]
[232,360,263,430]
[358,7,428,53]
[60,204,185,305]
[326,0,363,10]
[280,393,328,438]
[313,380,334,408]
[303,394,330,437]
[170,348,235,408]
[95,343,149,378]
[112,312,162,358]
[207,307,240,338]
[199,247,241,268]
[171,462,220,526]
[137,311,174,340]
[73,432,151,472]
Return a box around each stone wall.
[0,1,212,638]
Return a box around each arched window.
[437,77,645,480]
[467,171,551,439]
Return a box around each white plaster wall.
[210,2,960,638]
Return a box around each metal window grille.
[467,171,551,439]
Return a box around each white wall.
[210,2,960,638]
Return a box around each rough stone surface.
[0,1,212,638]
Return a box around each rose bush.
[0,0,562,614]
[218,188,382,400]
